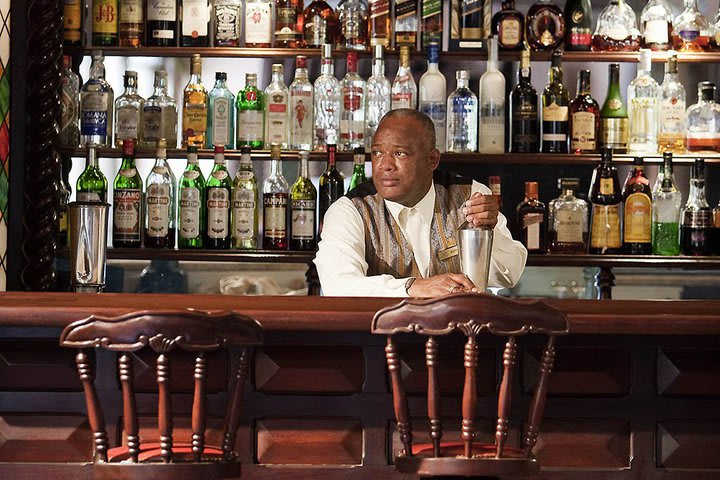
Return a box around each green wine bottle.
[112,138,143,248]
[599,63,629,153]
[290,150,318,251]
[177,146,206,249]
[348,146,368,192]
[205,145,232,249]
[236,73,265,149]
[231,146,259,249]
[76,143,108,202]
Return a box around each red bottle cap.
[214,145,225,154]
[296,55,307,69]
[122,138,134,156]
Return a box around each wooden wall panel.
[657,421,720,469]
[131,349,228,394]
[254,346,363,394]
[0,414,91,462]
[0,340,81,392]
[657,348,720,397]
[256,418,362,465]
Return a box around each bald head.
[377,109,437,152]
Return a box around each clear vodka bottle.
[627,48,659,154]
[114,70,145,148]
[143,70,178,149]
[60,55,80,147]
[391,45,417,110]
[80,50,114,147]
[340,51,366,151]
[364,45,391,149]
[264,64,290,149]
[479,36,506,153]
[446,69,478,152]
[289,55,314,151]
[313,44,342,150]
[419,42,447,152]
[658,52,686,154]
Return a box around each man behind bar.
[314,109,527,297]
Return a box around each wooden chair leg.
[524,335,556,457]
[462,336,478,458]
[222,347,251,460]
[425,336,442,458]
[192,352,207,461]
[157,353,173,463]
[119,353,139,462]
[386,336,413,457]
[496,336,517,458]
[75,349,109,463]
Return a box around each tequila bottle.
[60,55,80,148]
[622,157,652,254]
[510,49,539,153]
[419,42,447,152]
[337,0,368,51]
[236,73,265,149]
[541,51,569,153]
[177,146,206,249]
[289,55,314,151]
[446,69,478,153]
[214,0,242,46]
[658,53,687,154]
[686,82,720,153]
[548,177,589,253]
[207,72,235,149]
[627,49,659,154]
[340,52,366,152]
[145,139,177,248]
[681,158,713,255]
[119,0,143,47]
[640,0,673,50]
[591,0,640,51]
[143,70,178,149]
[318,144,345,234]
[147,0,177,46]
[368,0,391,48]
[112,139,143,248]
[290,150,318,251]
[673,0,711,52]
[479,36,506,154]
[114,70,144,148]
[569,69,599,154]
[303,0,339,48]
[588,148,622,254]
[348,146,368,191]
[76,144,108,202]
[313,44,342,150]
[180,0,211,47]
[599,63,628,153]
[205,145,232,249]
[265,64,290,149]
[394,0,418,47]
[651,152,681,255]
[182,54,208,148]
[232,146,258,249]
[80,51,114,147]
[365,45,391,149]
[263,144,290,250]
[391,46,417,110]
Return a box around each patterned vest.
[348,171,472,278]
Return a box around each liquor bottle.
[627,49,659,155]
[313,44,342,150]
[304,0,339,48]
[673,0,710,52]
[290,55,314,151]
[652,152,681,255]
[263,144,290,249]
[599,63,629,153]
[368,0,392,48]
[459,0,483,47]
[318,144,345,233]
[145,139,177,248]
[419,42,447,152]
[64,0,83,46]
[178,146,206,249]
[686,82,720,153]
[290,150,318,251]
[275,0,303,48]
[205,145,232,249]
[348,146,367,191]
[492,0,525,50]
[421,0,442,48]
[541,51,569,154]
[588,148,622,255]
[119,0,143,47]
[658,52,687,154]
[58,163,71,247]
[516,181,548,253]
[713,8,720,50]
[265,64,290,149]
[525,0,564,51]
[446,69,478,153]
[479,37,505,154]
[214,0,242,46]
[510,50,539,153]
[80,51,114,147]
[622,157,652,254]
[112,139,143,248]
[394,0,417,48]
[207,72,235,150]
[76,144,108,202]
[340,52,366,152]
[146,0,177,46]
[489,175,503,211]
[60,55,80,148]
[680,158,713,255]
[236,73,265,149]
[591,0,640,52]
[365,45,392,149]
[548,177,589,253]
[391,46,417,110]
[563,0,592,50]
[569,70,599,154]
[142,70,178,149]
[245,0,273,47]
[181,0,210,47]
[337,0,368,51]
[114,70,144,148]
[232,146,258,249]
[182,54,208,148]
[640,0,673,50]
[93,0,118,46]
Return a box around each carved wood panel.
[657,421,720,469]
[0,414,92,462]
[657,348,720,397]
[130,349,228,394]
[0,340,81,391]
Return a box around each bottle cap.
[214,145,225,154]
[633,157,644,166]
[272,64,283,74]
[240,146,251,154]
[551,50,562,68]
[157,138,167,149]
[155,69,167,80]
[322,44,333,59]
[693,158,705,178]
[699,81,716,100]
[296,55,307,69]
[353,146,365,154]
[299,150,310,160]
[347,51,358,72]
[270,143,282,158]
[187,145,198,153]
[456,69,469,80]
[122,138,135,156]
[91,49,103,59]
[666,51,678,74]
[63,55,71,69]
[639,48,652,69]
[373,44,384,60]
[525,181,539,196]
[399,46,411,64]
[216,72,227,80]
[558,177,580,190]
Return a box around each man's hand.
[462,192,499,228]
[407,273,477,297]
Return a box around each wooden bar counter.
[0,293,719,480]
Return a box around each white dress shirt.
[314,180,528,297]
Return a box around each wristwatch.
[404,277,416,295]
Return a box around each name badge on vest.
[437,237,459,262]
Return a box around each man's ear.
[427,148,441,170]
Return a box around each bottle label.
[419,102,447,149]
[290,90,313,146]
[147,183,171,238]
[480,102,505,153]
[113,188,142,239]
[93,0,118,34]
[392,92,414,110]
[683,210,713,228]
[60,86,76,133]
[624,192,651,243]
[291,199,316,240]
[148,0,176,21]
[678,29,699,42]
[245,2,272,44]
[207,187,230,239]
[340,119,365,143]
[528,8,563,46]
[183,103,207,137]
[305,13,328,46]
[569,29,592,47]
[600,178,614,195]
[116,105,140,141]
[212,169,229,180]
[370,0,390,19]
[629,97,656,140]
[238,110,264,142]
[211,97,231,146]
[343,85,363,111]
[556,209,583,244]
[607,25,629,41]
[659,98,686,133]
[275,7,300,41]
[601,117,628,147]
[120,0,142,23]
[64,0,82,41]
[422,0,441,18]
[233,187,256,240]
[182,0,209,37]
[523,212,543,250]
[119,167,137,178]
[590,204,621,249]
[499,18,521,46]
[264,194,288,238]
[570,111,596,150]
[78,191,102,202]
[179,187,201,239]
[644,19,669,45]
[143,105,162,141]
[183,169,200,180]
[161,107,177,145]
[266,96,289,144]
[81,92,109,136]
[215,5,242,42]
[542,102,568,122]
[152,165,168,175]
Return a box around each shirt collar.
[384,181,436,225]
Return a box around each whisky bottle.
[479,37,506,154]
[622,157,652,254]
[457,0,483,48]
[143,69,178,149]
[263,144,290,250]
[275,0,303,48]
[526,0,565,51]
[340,52,366,152]
[591,0,640,51]
[114,70,144,148]
[182,54,208,148]
[421,0,442,48]
[207,72,235,150]
[541,51,569,153]
[627,49,659,155]
[548,177,589,253]
[119,0,143,47]
[304,1,340,48]
[64,0,83,46]
[245,0,273,47]
[93,0,118,46]
[640,0,673,50]
[205,145,232,249]
[60,55,80,148]
[599,63,628,153]
[289,55,314,151]
[337,0,369,51]
[446,69,478,153]
[569,70,599,154]
[492,0,525,50]
[368,0,391,48]
[686,82,720,154]
[313,45,342,150]
[112,139,143,248]
[76,144,108,203]
[651,152,681,255]
[563,0,592,50]
[236,73,265,149]
[588,148,622,254]
[348,146,367,191]
[516,181,548,253]
[265,64,290,149]
[680,158,713,256]
[214,0,242,47]
[658,53,686,154]
[147,0,177,46]
[178,146,206,249]
[419,42,447,151]
[365,45,391,149]
[290,150,318,251]
[318,144,345,234]
[391,46,417,110]
[181,0,211,47]
[232,146,258,249]
[80,51,114,147]
[145,139,177,249]
[395,0,418,48]
[510,50,538,153]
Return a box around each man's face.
[370,117,439,207]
